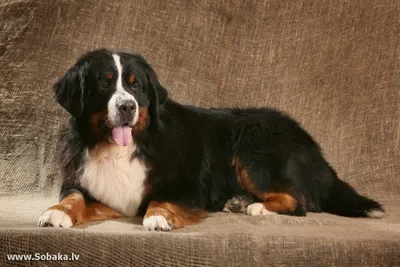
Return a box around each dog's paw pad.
[143,215,172,231]
[38,209,73,228]
[223,195,253,213]
[246,203,276,216]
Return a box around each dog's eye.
[128,75,140,90]
[131,82,139,88]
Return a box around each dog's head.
[54,49,167,146]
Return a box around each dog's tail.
[323,167,384,218]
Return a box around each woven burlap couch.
[1,1,399,266]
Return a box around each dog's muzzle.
[117,99,136,125]
[108,93,138,146]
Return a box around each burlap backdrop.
[1,1,399,266]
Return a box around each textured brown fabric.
[0,0,399,266]
[1,196,400,267]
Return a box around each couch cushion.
[1,196,399,266]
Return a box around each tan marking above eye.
[105,72,113,80]
[129,75,135,84]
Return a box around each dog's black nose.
[118,100,136,114]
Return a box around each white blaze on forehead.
[112,54,126,94]
[108,54,139,125]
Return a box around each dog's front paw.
[143,215,172,231]
[38,209,74,228]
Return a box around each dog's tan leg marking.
[38,193,123,228]
[143,201,206,231]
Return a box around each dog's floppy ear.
[134,54,168,106]
[53,49,109,118]
[53,61,89,118]
[146,65,168,106]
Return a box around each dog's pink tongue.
[111,126,132,146]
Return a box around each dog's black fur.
[54,49,384,219]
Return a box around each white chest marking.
[80,143,147,216]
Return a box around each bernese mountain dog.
[38,49,384,231]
